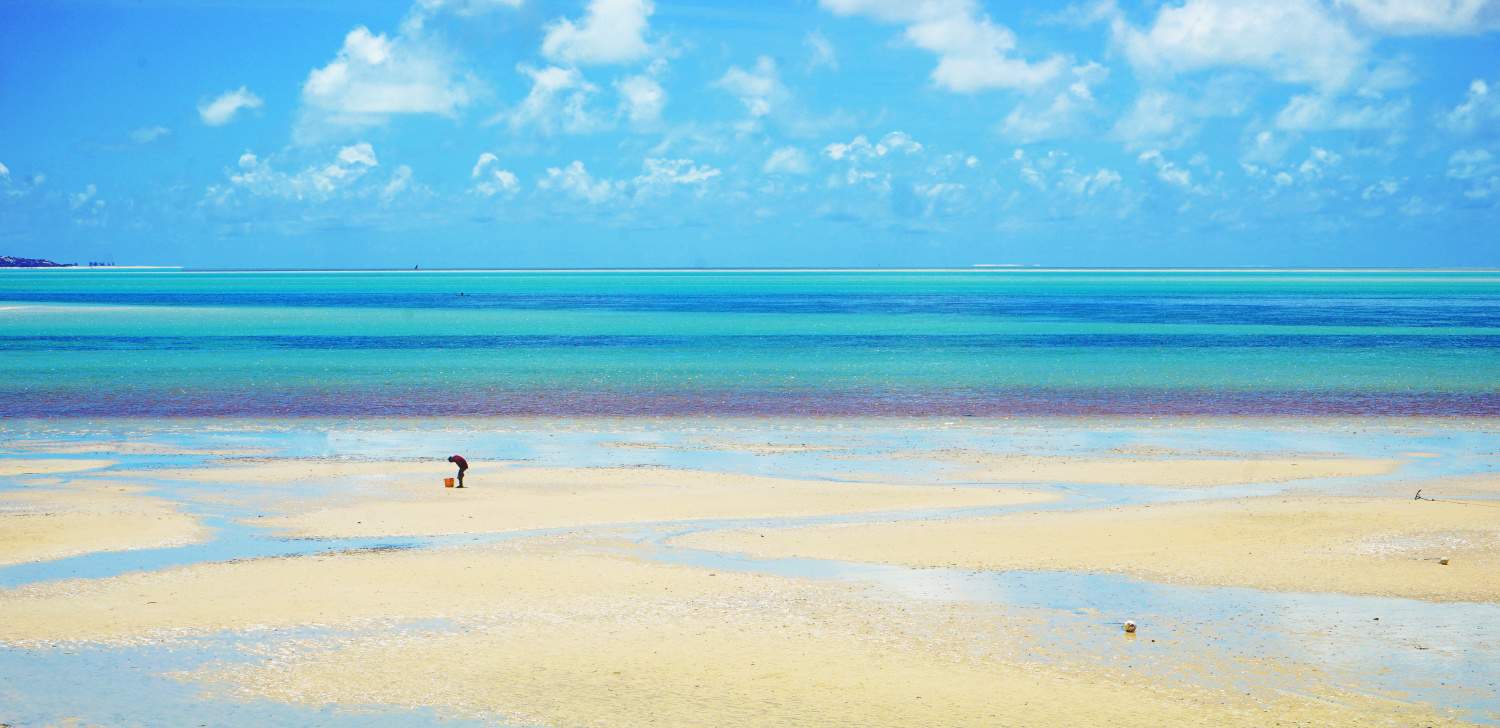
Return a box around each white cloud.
[70,183,99,210]
[382,164,414,201]
[198,87,263,126]
[220,143,381,201]
[1362,178,1401,198]
[805,31,838,72]
[617,73,665,126]
[1448,148,1495,179]
[1337,0,1500,35]
[1275,171,1295,186]
[539,160,620,203]
[1112,90,1183,146]
[338,142,379,167]
[1275,93,1407,130]
[1113,77,1258,148]
[634,158,722,186]
[716,56,786,118]
[0,161,8,179]
[472,152,522,197]
[1062,167,1122,196]
[130,126,172,144]
[1111,0,1366,91]
[503,65,605,134]
[1297,147,1343,179]
[1138,149,1192,187]
[298,26,473,140]
[1000,62,1108,142]
[542,0,655,66]
[824,131,923,161]
[1442,77,1500,135]
[764,146,813,175]
[820,0,1066,92]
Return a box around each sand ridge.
[949,453,1403,486]
[0,458,116,476]
[0,482,208,566]
[680,495,1500,602]
[159,539,1464,728]
[248,463,1056,538]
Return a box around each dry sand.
[0,458,115,476]
[0,483,208,566]
[681,496,1500,602]
[251,463,1054,538]
[0,538,1436,727]
[110,459,452,483]
[948,454,1402,486]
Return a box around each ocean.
[2,269,1498,417]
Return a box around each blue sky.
[1,0,1497,267]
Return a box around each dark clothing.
[448,454,468,487]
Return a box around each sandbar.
[6,540,1430,727]
[0,483,208,566]
[947,454,1402,486]
[255,464,1054,538]
[110,459,451,484]
[680,496,1500,602]
[0,458,115,476]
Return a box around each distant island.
[1,255,75,268]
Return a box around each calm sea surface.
[3,269,1498,417]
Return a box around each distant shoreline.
[7,266,1496,273]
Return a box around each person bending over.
[447,454,469,488]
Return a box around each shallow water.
[4,269,1499,416]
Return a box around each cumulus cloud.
[1112,77,1257,148]
[1442,77,1500,135]
[382,164,414,202]
[764,146,813,175]
[1297,147,1343,179]
[1448,148,1495,178]
[634,158,722,186]
[542,0,655,66]
[70,183,100,210]
[217,143,381,202]
[1275,93,1408,130]
[198,87,264,126]
[824,131,923,161]
[1337,0,1500,35]
[130,126,172,144]
[1111,0,1366,91]
[297,26,474,141]
[502,65,605,134]
[539,160,621,203]
[617,73,666,126]
[820,0,1066,92]
[805,31,838,72]
[471,152,521,197]
[1138,149,1192,188]
[716,56,787,118]
[0,161,8,179]
[999,62,1108,142]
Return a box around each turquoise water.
[2,269,1498,416]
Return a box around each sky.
[1,0,1498,268]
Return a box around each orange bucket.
[444,477,455,488]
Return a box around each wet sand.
[0,419,1494,726]
[0,458,115,476]
[185,543,1460,728]
[258,463,1053,538]
[942,453,1401,486]
[0,483,208,566]
[681,495,1500,602]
